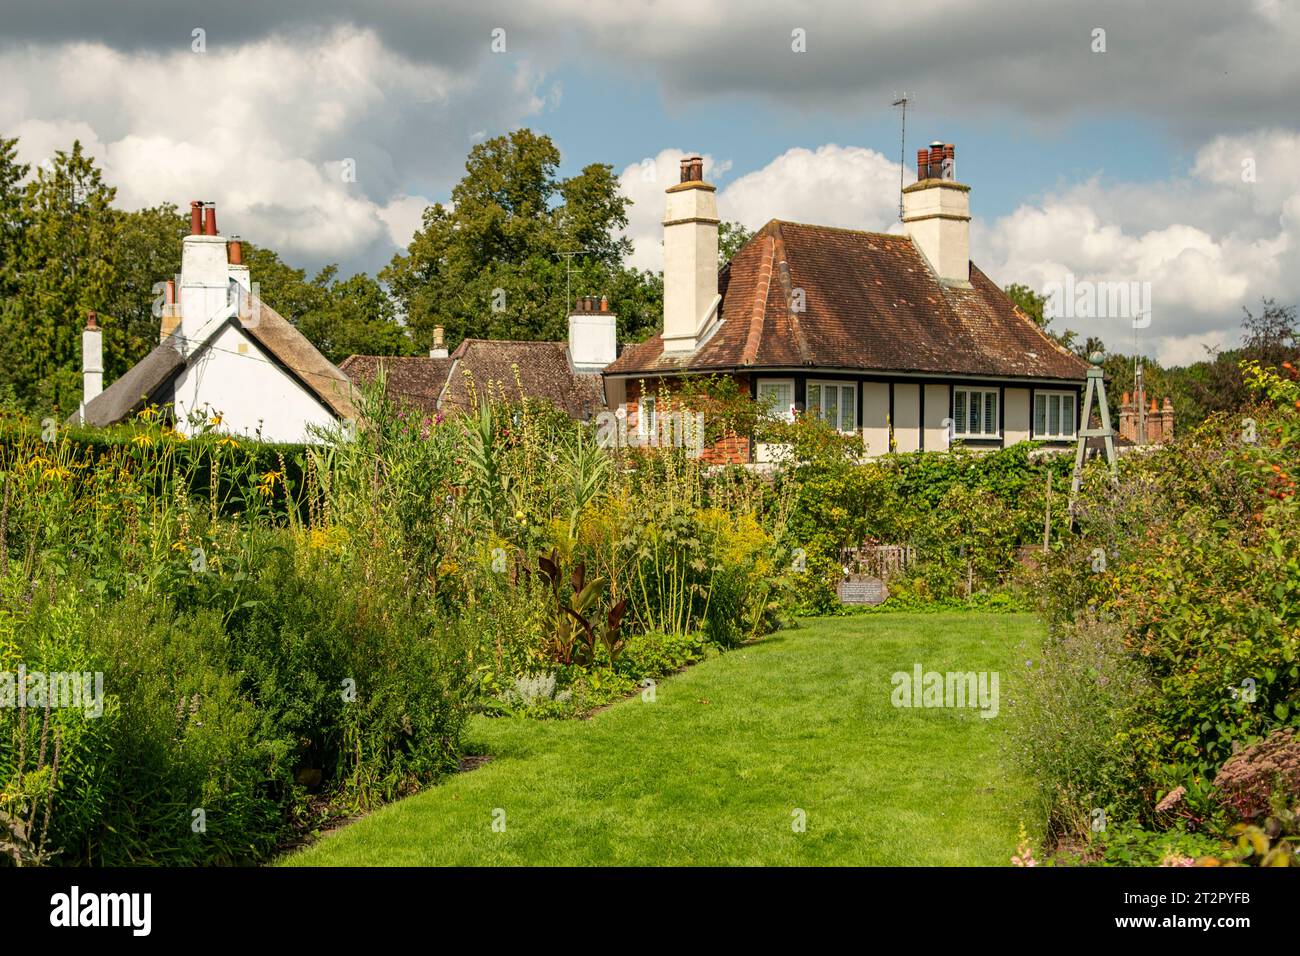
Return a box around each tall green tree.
[0,136,30,409]
[382,128,662,351]
[104,203,188,380]
[0,141,118,414]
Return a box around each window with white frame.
[637,394,657,440]
[756,379,796,422]
[952,387,999,438]
[806,381,856,433]
[1034,390,1077,440]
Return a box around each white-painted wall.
[1004,387,1031,445]
[923,383,951,450]
[170,322,337,443]
[862,382,890,456]
[893,383,921,452]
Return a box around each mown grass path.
[283,612,1041,866]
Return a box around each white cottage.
[77,202,357,443]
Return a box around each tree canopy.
[381,128,663,352]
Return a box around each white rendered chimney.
[82,311,103,406]
[179,201,231,345]
[902,141,971,286]
[430,326,449,359]
[569,296,616,372]
[662,156,720,353]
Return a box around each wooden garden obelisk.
[1069,352,1119,514]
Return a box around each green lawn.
[282,612,1042,866]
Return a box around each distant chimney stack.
[902,138,970,285]
[82,311,103,408]
[569,294,617,372]
[430,325,448,359]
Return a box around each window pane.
[1063,397,1074,436]
[1049,395,1059,435]
[807,383,821,418]
[955,391,967,432]
[984,392,997,435]
[824,385,838,426]
[1034,394,1046,435]
[840,386,854,432]
[969,391,980,434]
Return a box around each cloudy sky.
[3,0,1298,365]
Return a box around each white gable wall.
[170,322,337,443]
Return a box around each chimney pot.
[86,310,97,331]
[600,295,609,312]
[229,236,243,265]
[203,203,217,236]
[190,200,203,235]
[916,148,930,180]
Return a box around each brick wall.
[625,376,752,464]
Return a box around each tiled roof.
[606,220,1088,382]
[243,297,359,420]
[74,339,185,427]
[441,339,606,419]
[339,354,452,414]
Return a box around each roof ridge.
[768,219,908,242]
[740,233,774,366]
[771,223,814,366]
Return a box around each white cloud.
[0,27,549,275]
[619,144,905,272]
[977,129,1300,365]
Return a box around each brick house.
[602,147,1091,463]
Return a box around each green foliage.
[1020,360,1300,851]
[718,221,753,265]
[381,128,664,350]
[1,141,118,414]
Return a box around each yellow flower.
[131,434,154,448]
[217,436,240,449]
[209,414,224,426]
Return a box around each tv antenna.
[553,248,592,314]
[892,93,913,221]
